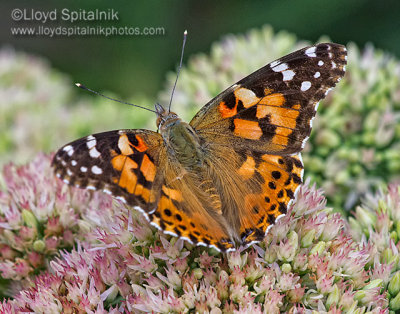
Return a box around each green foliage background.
[1,0,399,98]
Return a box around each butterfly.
[52,43,347,252]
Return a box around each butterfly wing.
[53,129,235,251]
[190,43,347,155]
[190,43,347,244]
[52,130,165,213]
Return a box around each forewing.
[52,129,164,212]
[190,43,347,155]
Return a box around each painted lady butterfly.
[53,42,347,252]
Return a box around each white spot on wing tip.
[80,166,87,173]
[314,71,321,78]
[62,145,74,156]
[282,70,295,81]
[63,178,70,184]
[305,46,317,57]
[272,62,288,72]
[318,60,324,66]
[89,147,101,158]
[91,165,103,175]
[300,81,312,91]
[71,160,77,166]
[270,60,280,68]
[87,185,96,191]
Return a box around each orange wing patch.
[259,92,285,107]
[110,133,157,203]
[237,156,256,180]
[219,101,237,118]
[140,154,157,182]
[233,119,263,140]
[237,153,303,245]
[150,192,235,251]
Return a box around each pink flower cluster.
[0,154,397,312]
[0,154,116,294]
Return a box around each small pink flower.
[96,254,119,285]
[292,250,308,272]
[287,285,305,302]
[44,236,59,252]
[229,282,251,304]
[129,252,158,274]
[316,274,335,294]
[27,251,43,268]
[145,275,164,291]
[215,270,229,301]
[157,264,182,290]
[229,265,246,285]
[253,274,275,296]
[264,289,284,313]
[14,258,32,279]
[203,268,217,285]
[339,289,356,310]
[277,272,300,292]
[196,251,217,268]
[0,260,17,279]
[320,213,344,241]
[0,244,17,260]
[227,248,247,269]
[45,216,62,236]
[19,226,37,241]
[277,239,296,262]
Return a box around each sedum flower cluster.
[0,154,117,296]
[0,154,398,312]
[158,25,400,210]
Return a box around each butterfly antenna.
[168,30,187,113]
[75,83,156,113]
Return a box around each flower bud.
[389,271,400,296]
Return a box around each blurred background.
[1,0,399,98]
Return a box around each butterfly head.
[155,103,180,132]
